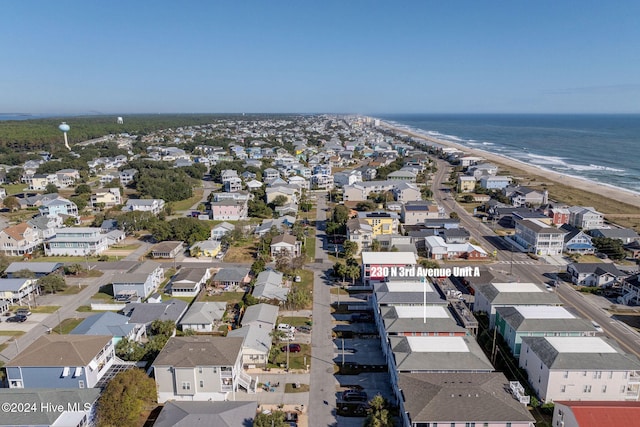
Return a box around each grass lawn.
[330,287,349,295]
[0,343,7,353]
[76,305,94,312]
[92,292,113,301]
[14,305,60,314]
[200,291,245,304]
[0,330,25,337]
[107,244,141,251]
[277,316,311,327]
[58,285,87,295]
[305,236,316,260]
[170,187,204,211]
[224,242,257,263]
[52,318,84,334]
[271,343,311,370]
[285,383,310,393]
[574,254,603,263]
[296,269,314,293]
[456,201,481,214]
[3,183,27,195]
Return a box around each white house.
[519,336,640,403]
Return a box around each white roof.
[493,282,544,293]
[406,336,470,353]
[385,281,435,293]
[362,252,417,265]
[546,336,617,353]
[395,305,450,319]
[515,306,575,319]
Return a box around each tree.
[44,183,58,194]
[346,264,361,285]
[356,201,378,211]
[271,194,288,207]
[342,240,358,259]
[370,239,382,252]
[254,411,287,427]
[38,274,66,294]
[63,264,84,276]
[3,195,20,211]
[333,262,347,282]
[251,259,266,276]
[96,368,156,427]
[115,338,146,362]
[75,183,92,194]
[149,319,175,337]
[332,204,350,224]
[450,211,459,219]
[6,167,23,184]
[592,236,626,260]
[364,394,394,427]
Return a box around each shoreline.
[378,120,640,210]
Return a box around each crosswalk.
[495,260,539,265]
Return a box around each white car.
[592,321,603,333]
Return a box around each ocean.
[378,114,640,194]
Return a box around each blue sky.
[2,1,640,114]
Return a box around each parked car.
[16,309,31,316]
[342,390,368,402]
[296,325,312,334]
[592,321,604,333]
[281,343,301,353]
[6,315,27,323]
[277,323,296,333]
[294,275,301,282]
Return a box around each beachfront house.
[513,218,567,255]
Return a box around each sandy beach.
[381,122,640,211]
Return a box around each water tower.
[58,122,71,150]
[117,117,124,124]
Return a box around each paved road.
[431,158,640,358]
[0,273,113,362]
[308,192,339,426]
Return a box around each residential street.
[308,191,340,427]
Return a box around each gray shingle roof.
[179,302,226,325]
[475,283,562,306]
[154,401,258,427]
[0,389,101,426]
[399,372,535,424]
[122,299,188,325]
[153,336,243,367]
[521,336,640,370]
[389,336,494,372]
[495,306,596,333]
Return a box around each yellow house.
[458,176,477,193]
[357,212,399,237]
[189,240,221,258]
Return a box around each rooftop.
[6,335,112,367]
[362,251,417,265]
[153,336,243,367]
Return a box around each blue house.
[5,335,115,389]
[70,311,145,345]
[37,197,79,217]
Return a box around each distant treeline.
[0,113,301,153]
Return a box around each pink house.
[210,200,248,220]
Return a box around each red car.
[281,343,301,353]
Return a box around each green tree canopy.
[96,368,156,427]
[38,274,66,294]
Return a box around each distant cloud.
[544,84,640,95]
